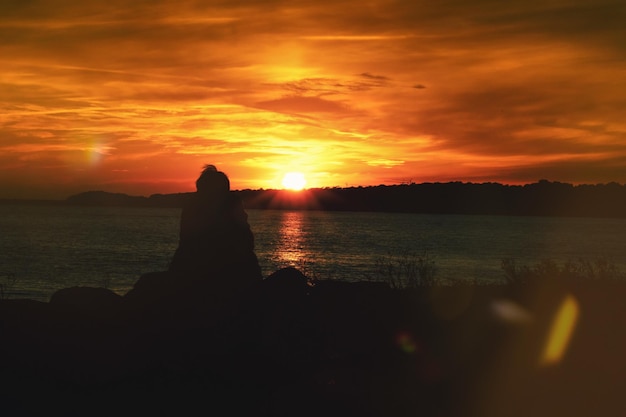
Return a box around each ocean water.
[1,204,626,301]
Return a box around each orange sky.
[1,0,625,199]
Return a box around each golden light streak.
[0,16,238,30]
[366,159,405,167]
[540,294,580,366]
[301,35,413,41]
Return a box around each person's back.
[169,165,262,289]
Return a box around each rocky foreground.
[1,269,625,417]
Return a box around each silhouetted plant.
[501,258,530,285]
[501,256,623,285]
[374,251,438,288]
[100,275,112,290]
[0,273,17,300]
[294,258,322,286]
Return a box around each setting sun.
[281,172,307,191]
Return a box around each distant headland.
[2,180,626,218]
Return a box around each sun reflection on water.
[275,211,309,267]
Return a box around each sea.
[2,204,626,301]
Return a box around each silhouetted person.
[169,165,263,293]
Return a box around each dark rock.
[4,272,626,417]
[262,266,311,299]
[49,286,123,316]
[123,270,173,305]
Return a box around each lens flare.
[396,331,419,354]
[540,294,580,366]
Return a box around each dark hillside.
[59,180,626,218]
[237,180,626,217]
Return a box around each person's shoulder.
[224,193,248,221]
[181,193,200,209]
[225,192,243,206]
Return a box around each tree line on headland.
[53,180,626,218]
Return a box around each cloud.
[0,0,625,197]
[359,72,390,81]
[255,96,349,114]
[366,159,405,168]
[267,74,392,97]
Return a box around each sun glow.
[281,172,307,191]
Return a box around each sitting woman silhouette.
[169,165,263,290]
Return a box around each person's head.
[196,164,230,195]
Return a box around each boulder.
[49,286,123,316]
